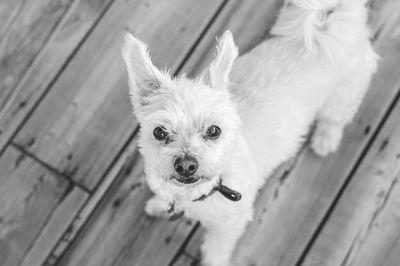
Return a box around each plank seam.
[295,85,400,266]
[168,222,201,266]
[11,142,92,194]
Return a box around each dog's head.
[122,31,240,199]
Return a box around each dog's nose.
[174,155,198,177]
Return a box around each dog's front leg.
[201,214,249,266]
[145,194,169,218]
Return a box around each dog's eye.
[153,126,169,141]
[205,125,221,139]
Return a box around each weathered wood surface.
[13,0,226,190]
[182,0,400,265]
[0,146,88,266]
[0,0,114,152]
[303,100,400,266]
[0,0,73,113]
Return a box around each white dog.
[121,0,377,265]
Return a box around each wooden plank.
[13,0,226,190]
[0,0,73,113]
[0,0,114,152]
[182,0,400,265]
[0,146,88,266]
[302,101,400,266]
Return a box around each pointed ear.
[202,31,238,89]
[121,34,170,112]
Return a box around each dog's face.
[122,31,240,197]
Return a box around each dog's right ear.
[122,34,171,113]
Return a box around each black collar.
[167,181,242,221]
[192,182,242,202]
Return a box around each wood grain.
[0,0,73,111]
[0,0,114,152]
[182,0,400,265]
[302,101,400,266]
[0,146,88,266]
[13,0,226,190]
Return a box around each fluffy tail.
[271,0,371,63]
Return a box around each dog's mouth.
[170,175,209,186]
[174,176,199,184]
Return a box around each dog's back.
[229,0,377,173]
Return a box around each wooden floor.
[1,0,400,265]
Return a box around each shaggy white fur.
[121,0,377,265]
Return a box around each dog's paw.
[311,122,343,156]
[144,196,169,218]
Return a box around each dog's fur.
[122,0,377,265]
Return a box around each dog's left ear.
[202,31,238,89]
[121,34,171,113]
